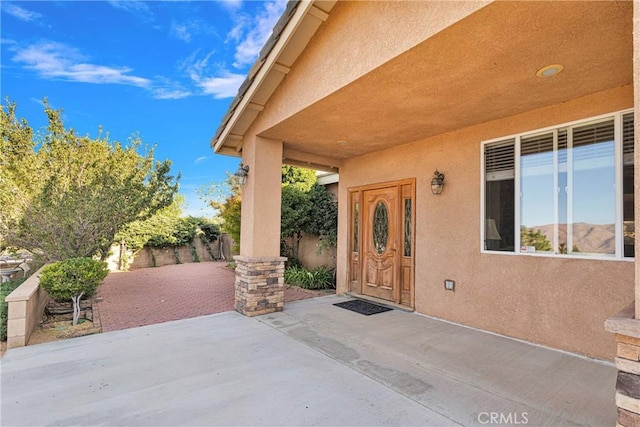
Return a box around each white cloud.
[152,77,192,99]
[2,3,43,22]
[231,0,287,68]
[180,49,216,77]
[179,50,243,99]
[12,41,151,87]
[153,87,191,100]
[220,0,243,12]
[107,1,151,15]
[197,72,245,99]
[171,22,194,43]
[194,156,209,164]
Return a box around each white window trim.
[480,108,634,261]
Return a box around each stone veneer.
[605,304,640,427]
[234,256,286,317]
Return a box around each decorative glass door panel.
[362,187,398,302]
[349,180,414,308]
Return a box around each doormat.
[333,300,393,316]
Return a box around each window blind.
[571,119,614,164]
[623,113,634,166]
[485,139,514,181]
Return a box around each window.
[482,111,634,259]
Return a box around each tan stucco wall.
[250,0,490,136]
[337,85,635,360]
[286,233,335,271]
[240,136,283,257]
[6,265,49,349]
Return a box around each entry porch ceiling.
[261,1,632,166]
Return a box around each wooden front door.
[362,187,398,301]
[349,179,414,308]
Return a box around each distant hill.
[527,223,615,254]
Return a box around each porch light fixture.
[430,170,445,195]
[234,163,250,185]
[536,64,564,78]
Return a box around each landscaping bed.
[28,299,102,345]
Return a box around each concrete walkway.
[2,295,615,426]
[97,262,329,332]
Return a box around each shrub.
[40,258,108,325]
[40,258,108,301]
[1,278,26,341]
[284,265,335,290]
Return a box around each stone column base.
[234,256,286,317]
[605,303,640,427]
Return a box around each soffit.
[259,1,632,165]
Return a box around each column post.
[603,3,640,426]
[234,136,286,316]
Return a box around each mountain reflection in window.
[373,201,389,255]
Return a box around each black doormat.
[333,299,393,316]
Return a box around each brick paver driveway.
[96,261,331,332]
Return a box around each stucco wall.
[337,85,635,360]
[6,265,49,349]
[106,235,234,270]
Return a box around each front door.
[349,179,414,308]
[362,187,398,301]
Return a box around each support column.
[604,3,640,426]
[635,0,640,323]
[606,307,640,427]
[234,136,286,316]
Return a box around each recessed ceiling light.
[536,64,564,78]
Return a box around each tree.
[306,183,338,252]
[204,165,338,264]
[116,197,221,267]
[0,99,179,261]
[206,173,242,252]
[280,185,312,261]
[281,165,316,192]
[520,227,552,252]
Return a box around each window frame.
[480,109,634,261]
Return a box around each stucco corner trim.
[605,302,640,339]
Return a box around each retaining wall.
[5,265,49,348]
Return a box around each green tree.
[306,183,338,252]
[281,165,316,192]
[520,227,552,252]
[117,196,220,267]
[204,165,337,263]
[206,173,242,252]
[280,185,312,261]
[0,99,179,261]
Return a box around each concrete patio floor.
[2,295,615,426]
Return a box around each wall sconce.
[235,163,250,185]
[430,170,445,195]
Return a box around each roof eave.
[211,0,335,156]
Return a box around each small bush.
[1,278,26,341]
[284,265,335,290]
[40,258,108,302]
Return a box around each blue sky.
[1,0,287,217]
